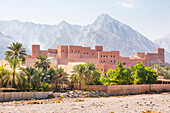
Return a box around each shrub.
[84,88,90,91]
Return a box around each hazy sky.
[0,0,170,41]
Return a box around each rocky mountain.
[0,14,169,63]
[154,34,170,53]
[0,32,15,59]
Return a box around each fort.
[24,45,165,75]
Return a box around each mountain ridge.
[0,13,169,63]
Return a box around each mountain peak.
[98,13,112,19]
[94,13,120,25]
[58,20,69,25]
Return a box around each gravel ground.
[0,93,170,113]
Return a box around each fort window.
[111,55,112,57]
[62,50,64,52]
[103,55,105,57]
[78,50,80,53]
[114,60,116,62]
[123,62,126,65]
[101,69,103,71]
[110,60,112,62]
[103,60,105,62]
[87,52,88,54]
[106,55,108,57]
[101,55,102,57]
[72,50,73,52]
[92,53,94,55]
[84,52,86,54]
[113,55,115,57]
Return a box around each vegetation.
[5,42,27,63]
[154,64,170,79]
[34,55,50,71]
[1,42,70,92]
[70,63,101,90]
[0,42,165,92]
[0,61,10,87]
[99,61,157,85]
[52,67,69,91]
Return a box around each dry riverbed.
[0,93,170,113]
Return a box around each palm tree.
[20,67,38,90]
[84,63,100,87]
[52,67,69,91]
[154,64,164,77]
[16,73,29,91]
[5,42,27,63]
[8,57,22,88]
[71,64,85,90]
[0,61,10,87]
[34,55,50,71]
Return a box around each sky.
[0,0,170,41]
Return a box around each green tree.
[123,67,133,85]
[20,67,38,90]
[0,61,10,87]
[34,55,50,71]
[84,63,101,86]
[16,73,29,91]
[164,66,170,79]
[131,62,147,84]
[145,67,157,84]
[154,64,164,77]
[71,64,85,90]
[39,82,51,91]
[115,61,124,85]
[154,65,170,79]
[8,57,22,88]
[52,67,69,91]
[5,42,27,63]
[132,62,158,84]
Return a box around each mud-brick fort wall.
[28,44,165,74]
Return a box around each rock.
[47,94,55,99]
[74,99,84,102]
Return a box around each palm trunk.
[55,84,58,91]
[88,81,89,89]
[1,74,3,88]
[28,75,30,91]
[12,72,15,88]
[79,79,81,90]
